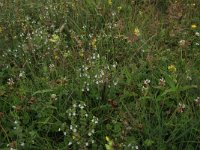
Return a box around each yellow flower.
[108,0,112,5]
[91,38,97,49]
[79,49,84,57]
[117,6,122,11]
[168,65,176,72]
[49,34,60,43]
[191,24,197,29]
[0,26,2,33]
[134,27,140,36]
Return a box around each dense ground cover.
[0,0,200,149]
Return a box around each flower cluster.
[65,101,98,148]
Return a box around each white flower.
[68,141,72,145]
[179,103,185,108]
[73,128,77,133]
[49,64,55,70]
[20,142,25,146]
[179,40,186,46]
[64,132,67,136]
[88,132,92,136]
[14,121,18,124]
[7,78,14,86]
[72,112,76,116]
[51,94,57,100]
[85,142,89,146]
[144,79,150,85]
[195,32,200,36]
[19,71,25,78]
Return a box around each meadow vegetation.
[0,0,200,149]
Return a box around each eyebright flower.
[194,97,200,106]
[51,94,57,100]
[7,78,14,86]
[159,78,166,86]
[177,103,186,113]
[179,40,186,46]
[143,79,151,87]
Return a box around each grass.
[0,0,200,149]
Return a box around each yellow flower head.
[117,6,122,11]
[79,49,84,57]
[168,64,176,72]
[191,24,197,29]
[134,27,140,36]
[91,38,97,49]
[108,0,112,5]
[0,26,2,33]
[49,34,60,43]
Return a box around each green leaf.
[32,89,53,96]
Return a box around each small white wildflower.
[88,132,92,136]
[73,128,77,133]
[195,42,199,46]
[113,81,118,86]
[64,132,67,136]
[144,79,150,85]
[135,145,139,149]
[159,78,166,86]
[79,104,84,109]
[19,71,25,78]
[91,140,95,143]
[91,129,95,133]
[72,112,76,116]
[58,128,61,131]
[186,76,192,80]
[20,142,25,146]
[7,78,14,86]
[49,64,55,71]
[13,127,17,130]
[85,142,89,146]
[194,97,200,106]
[73,104,77,108]
[85,114,88,117]
[51,94,57,100]
[179,40,186,46]
[195,32,200,36]
[68,141,72,146]
[179,103,186,108]
[14,121,18,124]
[86,87,90,91]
